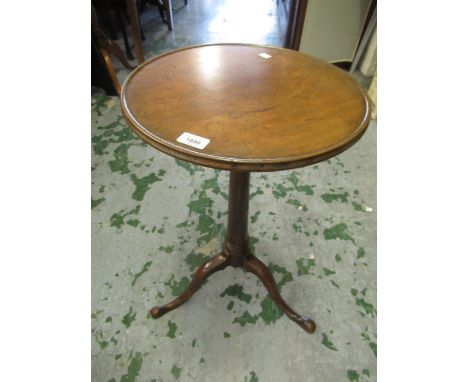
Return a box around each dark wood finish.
[92,36,119,96]
[150,172,316,333]
[225,172,250,267]
[127,0,145,63]
[100,49,122,94]
[243,253,315,333]
[92,4,136,71]
[150,251,230,318]
[285,0,309,50]
[92,3,136,95]
[121,44,370,333]
[121,44,370,172]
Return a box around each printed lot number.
[176,132,210,149]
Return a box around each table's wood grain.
[121,43,371,172]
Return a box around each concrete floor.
[92,1,376,381]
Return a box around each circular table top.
[121,43,371,172]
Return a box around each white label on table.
[259,52,272,59]
[177,132,210,149]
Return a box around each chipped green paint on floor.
[92,1,376,381]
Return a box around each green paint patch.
[109,143,130,174]
[352,289,376,317]
[220,284,252,303]
[335,254,343,262]
[131,173,161,201]
[223,332,231,338]
[287,172,315,195]
[167,320,177,339]
[159,245,174,254]
[121,306,136,328]
[164,275,190,297]
[272,232,279,241]
[93,329,108,349]
[272,183,290,199]
[323,267,336,276]
[170,364,182,380]
[91,95,112,116]
[233,311,259,326]
[330,280,340,289]
[175,159,203,175]
[91,197,105,209]
[185,252,207,271]
[227,300,234,310]
[195,215,224,245]
[357,247,365,259]
[296,258,315,275]
[201,175,228,200]
[259,296,283,324]
[347,370,359,381]
[269,263,293,290]
[186,190,225,245]
[321,333,338,351]
[249,236,260,254]
[133,157,155,169]
[126,219,139,227]
[250,211,261,224]
[292,222,302,233]
[249,187,264,199]
[323,223,355,244]
[110,206,141,229]
[92,118,140,156]
[120,352,143,382]
[352,201,365,211]
[356,297,377,318]
[361,331,377,357]
[321,192,349,203]
[244,371,259,382]
[105,316,112,323]
[91,309,103,319]
[286,198,308,211]
[131,261,152,286]
[191,339,197,348]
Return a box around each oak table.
[120,43,371,333]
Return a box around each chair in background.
[92,3,136,95]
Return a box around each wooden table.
[120,43,371,333]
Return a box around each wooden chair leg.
[100,49,122,95]
[162,0,173,31]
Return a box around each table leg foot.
[243,254,316,333]
[150,251,230,319]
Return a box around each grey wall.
[299,0,371,62]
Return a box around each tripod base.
[150,248,316,333]
[150,171,316,333]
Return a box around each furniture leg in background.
[127,0,145,63]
